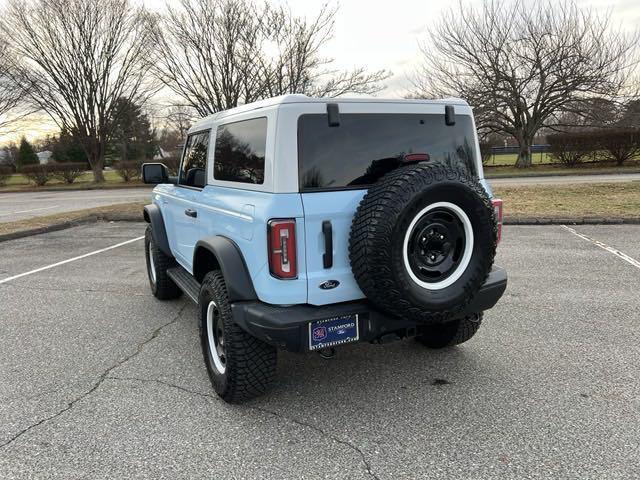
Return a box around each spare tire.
[349,163,496,323]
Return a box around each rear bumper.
[231,266,508,352]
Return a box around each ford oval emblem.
[319,280,340,290]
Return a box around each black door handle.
[184,208,197,218]
[322,220,333,268]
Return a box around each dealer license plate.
[308,314,359,351]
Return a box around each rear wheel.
[144,226,181,300]
[416,313,482,348]
[199,270,277,403]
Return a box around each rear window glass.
[298,113,479,190]
[214,117,267,184]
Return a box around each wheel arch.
[193,236,257,302]
[143,204,172,257]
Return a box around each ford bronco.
[142,95,507,403]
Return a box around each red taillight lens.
[403,153,430,163]
[492,198,503,244]
[267,219,297,279]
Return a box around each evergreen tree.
[107,98,156,162]
[17,137,38,170]
[51,129,89,166]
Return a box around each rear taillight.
[492,198,503,244]
[267,219,297,279]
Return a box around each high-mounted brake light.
[403,153,430,163]
[492,199,503,244]
[268,219,297,279]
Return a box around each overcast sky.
[150,0,640,96]
[1,0,639,144]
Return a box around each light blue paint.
[154,184,308,305]
[301,190,367,306]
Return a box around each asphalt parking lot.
[0,222,639,479]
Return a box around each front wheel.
[199,270,277,403]
[415,313,483,348]
[145,226,181,300]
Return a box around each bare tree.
[0,0,155,182]
[261,4,388,98]
[0,40,25,133]
[148,0,389,116]
[414,0,638,168]
[164,106,196,141]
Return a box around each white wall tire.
[349,163,497,322]
[206,300,226,375]
[144,226,181,300]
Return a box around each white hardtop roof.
[190,94,469,130]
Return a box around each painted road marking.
[0,236,145,285]
[0,205,60,217]
[562,225,640,270]
[0,195,148,203]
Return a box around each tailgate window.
[298,113,479,191]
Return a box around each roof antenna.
[327,103,340,127]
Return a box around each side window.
[214,117,267,184]
[179,130,210,188]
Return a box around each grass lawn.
[493,182,640,219]
[0,169,144,191]
[485,152,553,166]
[484,151,639,167]
[0,202,145,238]
[4,169,124,186]
[484,162,640,178]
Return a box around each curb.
[504,217,640,225]
[0,213,143,243]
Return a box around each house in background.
[37,150,53,164]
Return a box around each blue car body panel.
[300,190,367,306]
[153,184,308,306]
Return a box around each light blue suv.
[142,95,507,403]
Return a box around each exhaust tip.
[318,347,336,359]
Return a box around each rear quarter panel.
[197,186,308,305]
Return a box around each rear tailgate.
[301,190,366,305]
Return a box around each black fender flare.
[143,204,171,257]
[193,237,257,302]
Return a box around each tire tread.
[348,163,496,322]
[200,271,276,403]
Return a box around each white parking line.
[0,205,60,217]
[562,225,640,270]
[0,236,145,285]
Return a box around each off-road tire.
[415,313,482,348]
[145,226,181,300]
[199,270,277,403]
[349,163,496,323]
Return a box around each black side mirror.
[142,163,169,184]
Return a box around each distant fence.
[486,144,550,165]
